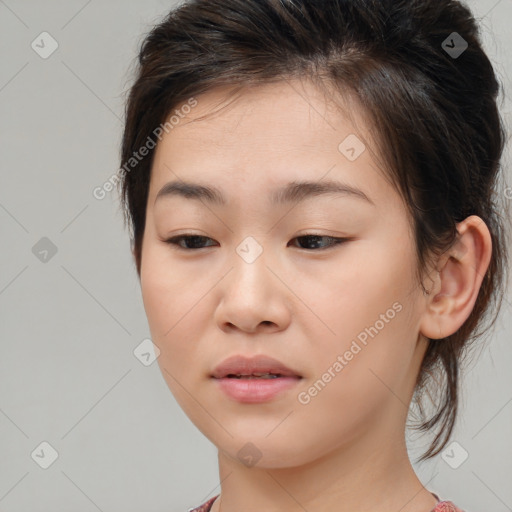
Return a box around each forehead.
[165,80,365,149]
[148,79,395,210]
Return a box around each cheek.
[292,302,418,459]
[140,260,211,421]
[302,239,419,398]
[140,246,203,368]
[140,239,201,327]
[298,238,413,342]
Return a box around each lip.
[210,354,303,403]
[211,354,302,379]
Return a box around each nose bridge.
[229,235,270,296]
[235,235,266,267]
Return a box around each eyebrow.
[154,179,375,207]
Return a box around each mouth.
[210,354,302,379]
[223,372,292,379]
[210,354,302,403]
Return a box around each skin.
[137,79,492,512]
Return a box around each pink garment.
[188,493,465,512]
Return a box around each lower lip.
[212,376,301,403]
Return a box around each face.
[139,79,430,468]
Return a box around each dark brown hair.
[118,0,510,462]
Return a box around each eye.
[163,233,348,251]
[288,234,348,251]
[164,235,217,250]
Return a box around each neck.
[212,421,438,512]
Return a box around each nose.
[213,245,292,334]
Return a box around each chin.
[215,434,315,469]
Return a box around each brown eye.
[164,235,217,250]
[289,235,348,250]
[163,233,348,251]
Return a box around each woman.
[117,1,510,510]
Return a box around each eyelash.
[163,234,349,251]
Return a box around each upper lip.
[211,354,302,378]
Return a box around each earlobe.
[419,215,492,340]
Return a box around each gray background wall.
[0,1,511,511]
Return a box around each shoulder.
[432,500,466,512]
[188,495,219,512]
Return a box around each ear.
[419,215,492,340]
